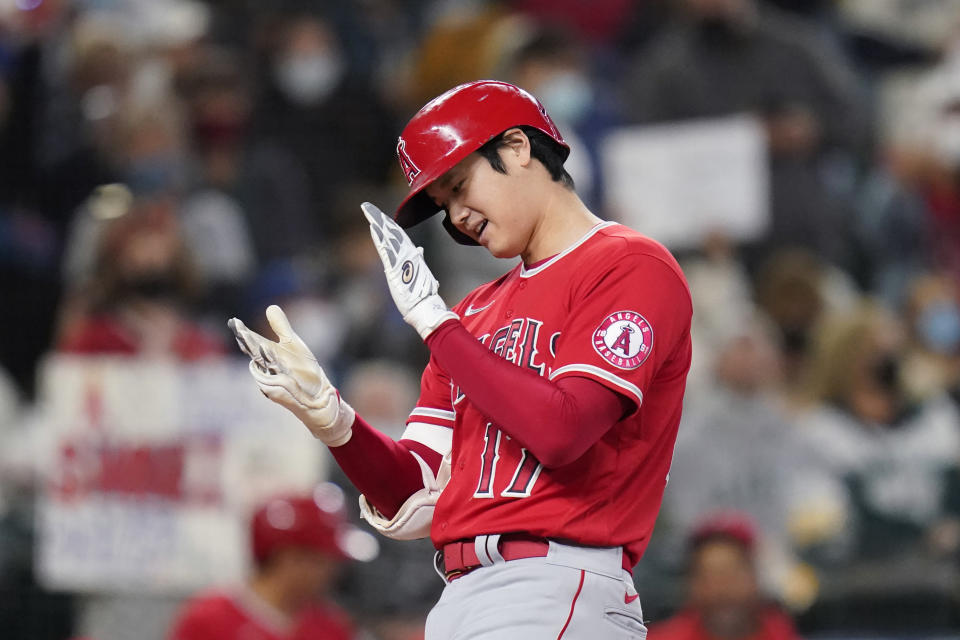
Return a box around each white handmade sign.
[602,114,770,250]
[32,356,325,593]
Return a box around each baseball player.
[229,80,692,639]
[167,485,370,640]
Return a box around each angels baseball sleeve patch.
[592,310,653,369]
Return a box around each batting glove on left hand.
[228,305,355,447]
[362,201,458,339]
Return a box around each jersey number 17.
[474,423,543,499]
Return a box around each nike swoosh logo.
[624,592,639,605]
[464,301,495,316]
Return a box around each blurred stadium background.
[1,0,959,638]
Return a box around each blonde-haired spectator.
[789,301,960,619]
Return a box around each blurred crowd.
[2,0,960,638]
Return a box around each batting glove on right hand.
[228,304,355,447]
[362,201,459,339]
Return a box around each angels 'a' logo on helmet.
[397,137,421,186]
[592,310,653,370]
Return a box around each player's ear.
[500,128,532,167]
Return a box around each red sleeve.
[425,320,632,467]
[330,414,442,518]
[549,252,692,411]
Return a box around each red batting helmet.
[394,80,569,244]
[251,483,377,565]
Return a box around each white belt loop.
[474,534,503,566]
[485,534,504,564]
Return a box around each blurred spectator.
[56,195,225,360]
[176,44,296,314]
[35,10,132,217]
[339,360,421,440]
[60,98,191,290]
[791,301,960,567]
[881,31,960,281]
[648,513,801,640]
[402,3,530,111]
[250,11,396,256]
[505,25,605,207]
[846,149,933,303]
[0,2,115,398]
[622,0,869,271]
[510,0,640,47]
[168,484,375,640]
[333,361,438,640]
[326,188,431,370]
[679,233,755,394]
[242,259,349,371]
[662,310,806,607]
[838,0,960,66]
[901,271,960,400]
[754,248,859,395]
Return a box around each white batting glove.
[362,201,458,339]
[227,304,355,447]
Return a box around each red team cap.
[689,511,758,553]
[394,80,569,244]
[251,483,378,565]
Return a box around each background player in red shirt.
[167,485,370,640]
[230,80,692,638]
[648,513,801,640]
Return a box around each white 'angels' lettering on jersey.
[487,317,547,372]
[549,332,561,358]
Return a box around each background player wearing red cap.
[167,484,374,640]
[647,513,801,640]
[229,80,692,638]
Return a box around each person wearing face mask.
[892,35,960,279]
[57,198,225,361]
[249,12,396,256]
[788,302,960,623]
[272,41,344,109]
[507,26,620,210]
[901,273,960,400]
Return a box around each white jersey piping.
[549,364,644,405]
[519,221,618,278]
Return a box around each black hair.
[477,125,575,189]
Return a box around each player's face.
[689,540,759,634]
[426,146,535,259]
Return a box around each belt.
[440,535,631,581]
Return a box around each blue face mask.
[537,72,593,125]
[917,301,960,354]
[124,154,183,196]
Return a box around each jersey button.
[519,282,526,290]
[505,309,513,318]
[459,461,465,470]
[441,522,447,530]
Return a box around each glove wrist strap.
[406,294,459,339]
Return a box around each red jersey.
[648,607,801,640]
[409,222,692,565]
[167,588,355,640]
